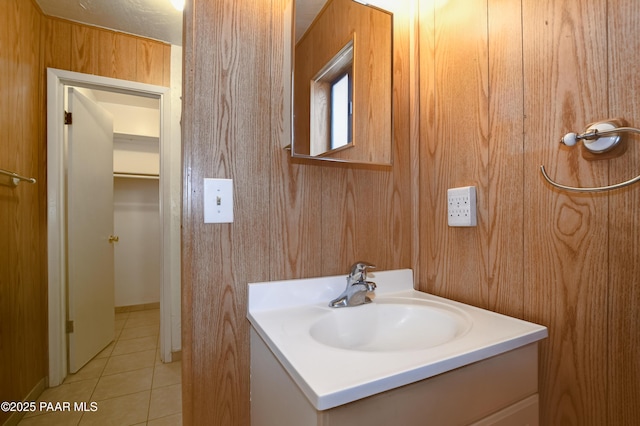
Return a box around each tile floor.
[19,309,182,426]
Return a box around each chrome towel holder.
[0,168,37,187]
[540,119,640,193]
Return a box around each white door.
[66,87,116,373]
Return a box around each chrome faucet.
[329,262,377,308]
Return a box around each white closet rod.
[113,172,159,180]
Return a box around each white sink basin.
[309,298,471,351]
[248,269,547,410]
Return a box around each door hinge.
[66,320,74,333]
[64,111,72,125]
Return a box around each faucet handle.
[364,280,377,292]
[348,261,376,282]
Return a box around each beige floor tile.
[95,341,115,360]
[92,368,153,401]
[64,357,108,384]
[127,309,160,321]
[127,309,159,319]
[102,349,156,376]
[147,413,182,426]
[79,390,150,426]
[114,321,125,340]
[153,361,182,388]
[18,410,83,425]
[111,335,158,356]
[36,379,98,405]
[124,317,159,330]
[148,384,182,420]
[114,312,129,321]
[22,379,97,419]
[119,324,159,340]
[22,307,180,425]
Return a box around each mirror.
[292,0,393,165]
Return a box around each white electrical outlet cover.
[447,186,477,227]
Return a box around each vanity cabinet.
[248,270,546,426]
[251,328,540,426]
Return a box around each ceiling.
[34,0,183,46]
[296,0,327,42]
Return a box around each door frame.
[47,68,173,386]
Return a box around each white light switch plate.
[448,186,477,227]
[204,178,233,223]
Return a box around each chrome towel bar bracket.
[541,119,640,193]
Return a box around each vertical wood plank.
[181,1,197,422]
[0,1,44,424]
[389,1,414,273]
[522,0,609,424]
[319,163,403,275]
[269,0,324,281]
[20,2,47,404]
[136,38,166,86]
[607,0,640,423]
[409,0,421,277]
[71,23,99,75]
[41,17,71,71]
[421,0,490,307]
[182,0,273,423]
[486,0,524,317]
[98,30,138,81]
[416,0,436,294]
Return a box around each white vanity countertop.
[247,269,548,410]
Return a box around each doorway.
[46,68,181,386]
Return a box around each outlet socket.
[447,186,477,227]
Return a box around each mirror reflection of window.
[292,0,392,164]
[330,70,352,150]
[308,37,354,157]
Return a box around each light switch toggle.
[204,178,234,223]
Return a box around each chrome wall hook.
[541,119,640,193]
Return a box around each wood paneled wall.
[181,0,412,423]
[607,3,640,424]
[40,16,171,86]
[0,1,170,422]
[418,0,640,424]
[0,2,45,424]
